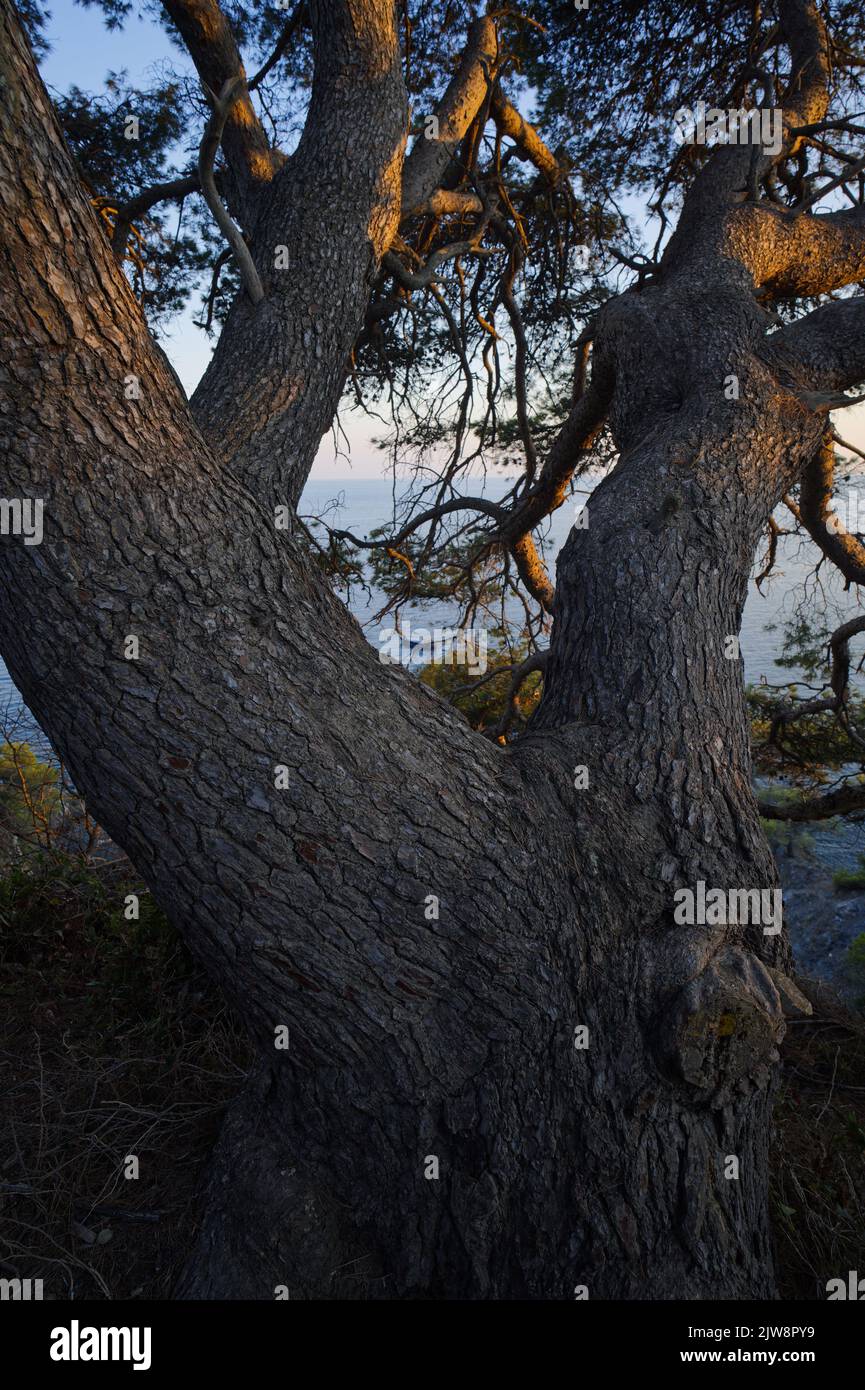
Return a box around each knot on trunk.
[649,938,786,1102]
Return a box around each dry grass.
[0,850,250,1299]
[771,976,865,1299]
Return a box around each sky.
[38,0,865,480]
[40,2,211,389]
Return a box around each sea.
[299,474,865,685]
[2,473,864,749]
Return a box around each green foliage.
[34,0,865,373]
[847,933,865,1007]
[835,855,865,892]
[523,0,865,192]
[765,613,838,682]
[419,633,543,736]
[16,0,51,56]
[293,515,371,595]
[51,76,220,326]
[759,808,815,858]
[0,741,62,855]
[367,526,499,601]
[748,683,865,780]
[0,740,185,1038]
[56,77,187,201]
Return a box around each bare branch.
[108,172,203,259]
[755,516,782,591]
[790,152,865,213]
[326,495,505,553]
[797,433,865,585]
[198,77,264,306]
[490,650,548,741]
[247,2,306,91]
[196,246,232,332]
[501,334,614,540]
[381,240,495,290]
[499,242,538,481]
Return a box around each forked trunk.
[176,285,816,1300]
[0,0,831,1301]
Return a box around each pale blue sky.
[41,0,217,394]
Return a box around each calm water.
[3,475,864,753]
[301,475,865,687]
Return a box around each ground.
[1,844,863,1300]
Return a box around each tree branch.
[744,203,865,297]
[764,294,865,393]
[161,0,283,228]
[758,779,865,820]
[326,495,505,553]
[108,171,204,259]
[400,16,498,219]
[797,433,865,585]
[490,649,548,741]
[188,0,408,509]
[756,614,865,815]
[381,239,493,290]
[501,336,614,540]
[482,333,614,614]
[664,0,833,273]
[413,189,484,217]
[778,0,832,131]
[490,87,563,184]
[509,532,556,612]
[247,2,306,91]
[199,77,264,305]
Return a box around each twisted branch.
[199,77,264,306]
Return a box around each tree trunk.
[175,282,814,1301]
[0,0,848,1300]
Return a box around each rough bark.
[188,0,407,511]
[0,0,861,1301]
